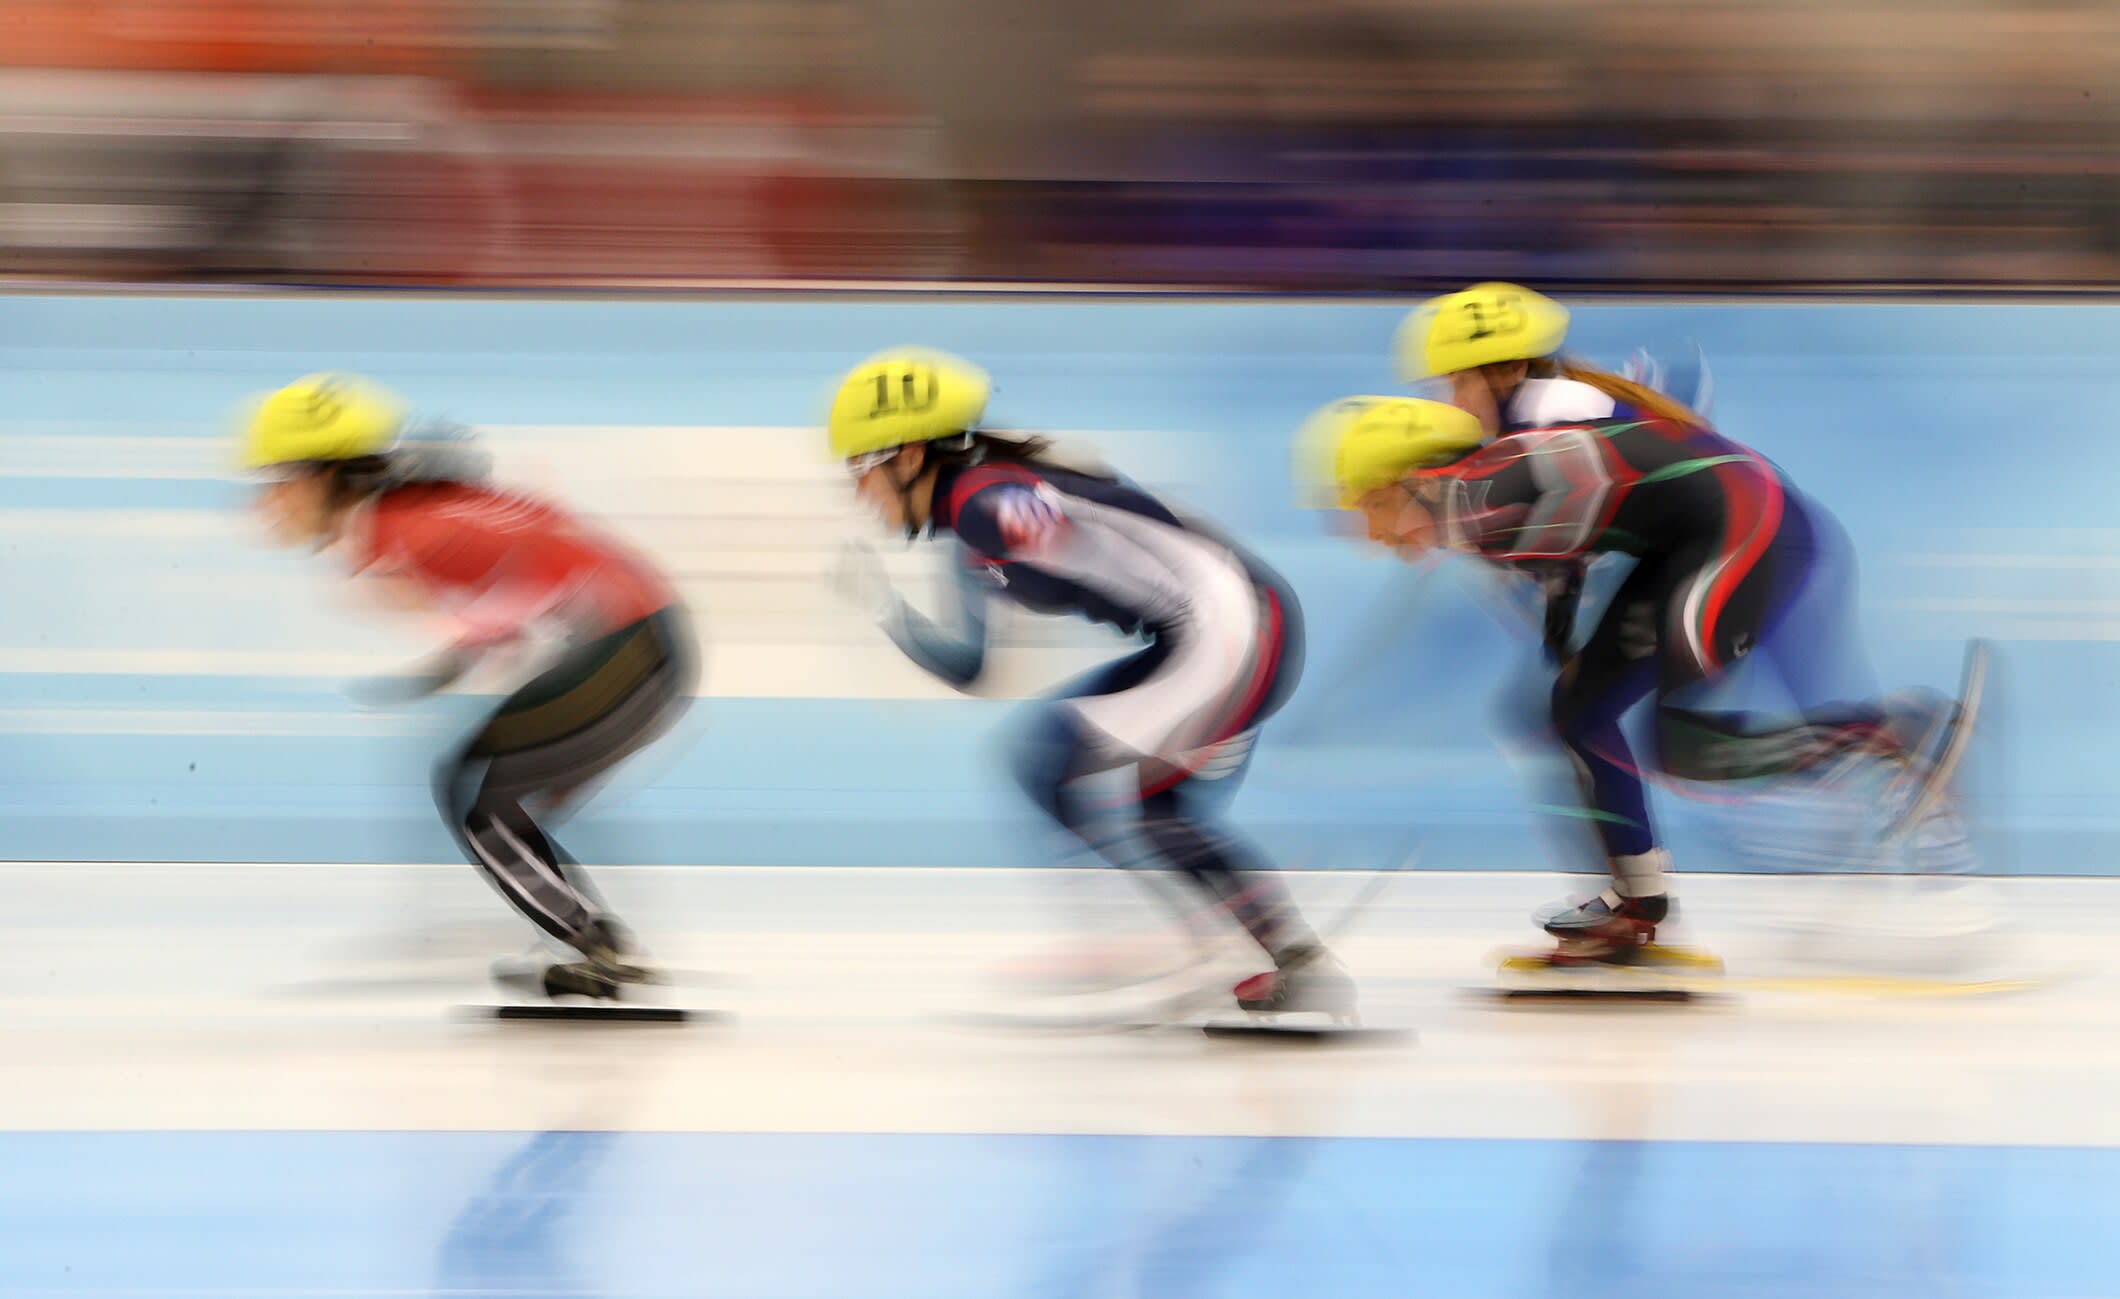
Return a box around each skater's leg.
[1007,645,1166,854]
[1135,587,1347,1014]
[1000,696,1238,991]
[1009,639,1226,875]
[439,748,635,961]
[1545,530,1783,947]
[1652,501,1969,814]
[1547,515,1820,951]
[1009,600,1305,950]
[437,610,695,979]
[1010,605,1342,1006]
[1135,740,1317,964]
[1136,767,1350,1016]
[1544,555,1674,947]
[1753,493,1880,710]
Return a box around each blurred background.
[0,0,2112,291]
[0,2,2109,920]
[1,7,2119,1298]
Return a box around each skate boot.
[1801,644,1986,840]
[1536,888,1671,965]
[490,950,621,1002]
[1232,944,1358,1021]
[1500,890,1722,995]
[539,960,624,1001]
[490,917,663,1003]
[1792,692,1951,807]
[577,917,665,986]
[1878,644,1986,839]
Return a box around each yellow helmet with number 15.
[1395,282,1570,382]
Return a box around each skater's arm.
[357,502,564,654]
[442,574,570,654]
[831,539,993,688]
[877,548,992,689]
[1427,426,1620,563]
[889,479,1076,689]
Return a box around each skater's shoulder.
[372,480,564,534]
[937,463,1069,560]
[1505,379,1621,431]
[938,458,1192,563]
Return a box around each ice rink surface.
[4,863,2115,1298]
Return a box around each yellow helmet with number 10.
[1295,396,1487,508]
[1395,282,1570,382]
[826,348,992,462]
[237,373,407,471]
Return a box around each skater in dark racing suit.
[1394,281,1718,660]
[825,348,1352,1019]
[1300,394,1978,971]
[236,373,697,1004]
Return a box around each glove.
[827,540,902,624]
[344,647,476,708]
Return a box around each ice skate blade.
[1725,961,2085,1000]
[1488,947,1724,1003]
[1487,985,1706,1004]
[1492,936,1721,966]
[1497,943,1725,973]
[1879,639,1987,841]
[459,1002,711,1024]
[1200,1014,1408,1044]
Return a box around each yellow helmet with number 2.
[1395,282,1570,382]
[827,348,992,462]
[1296,396,1486,507]
[238,373,408,471]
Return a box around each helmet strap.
[890,448,939,541]
[1391,479,1445,548]
[1397,478,1436,508]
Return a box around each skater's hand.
[827,540,901,624]
[343,648,475,708]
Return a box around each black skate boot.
[490,917,663,1003]
[540,960,624,1000]
[490,951,622,1002]
[577,917,664,986]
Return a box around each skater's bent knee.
[1010,711,1090,821]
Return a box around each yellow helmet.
[1295,396,1486,507]
[1395,282,1570,381]
[237,373,407,471]
[826,348,992,462]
